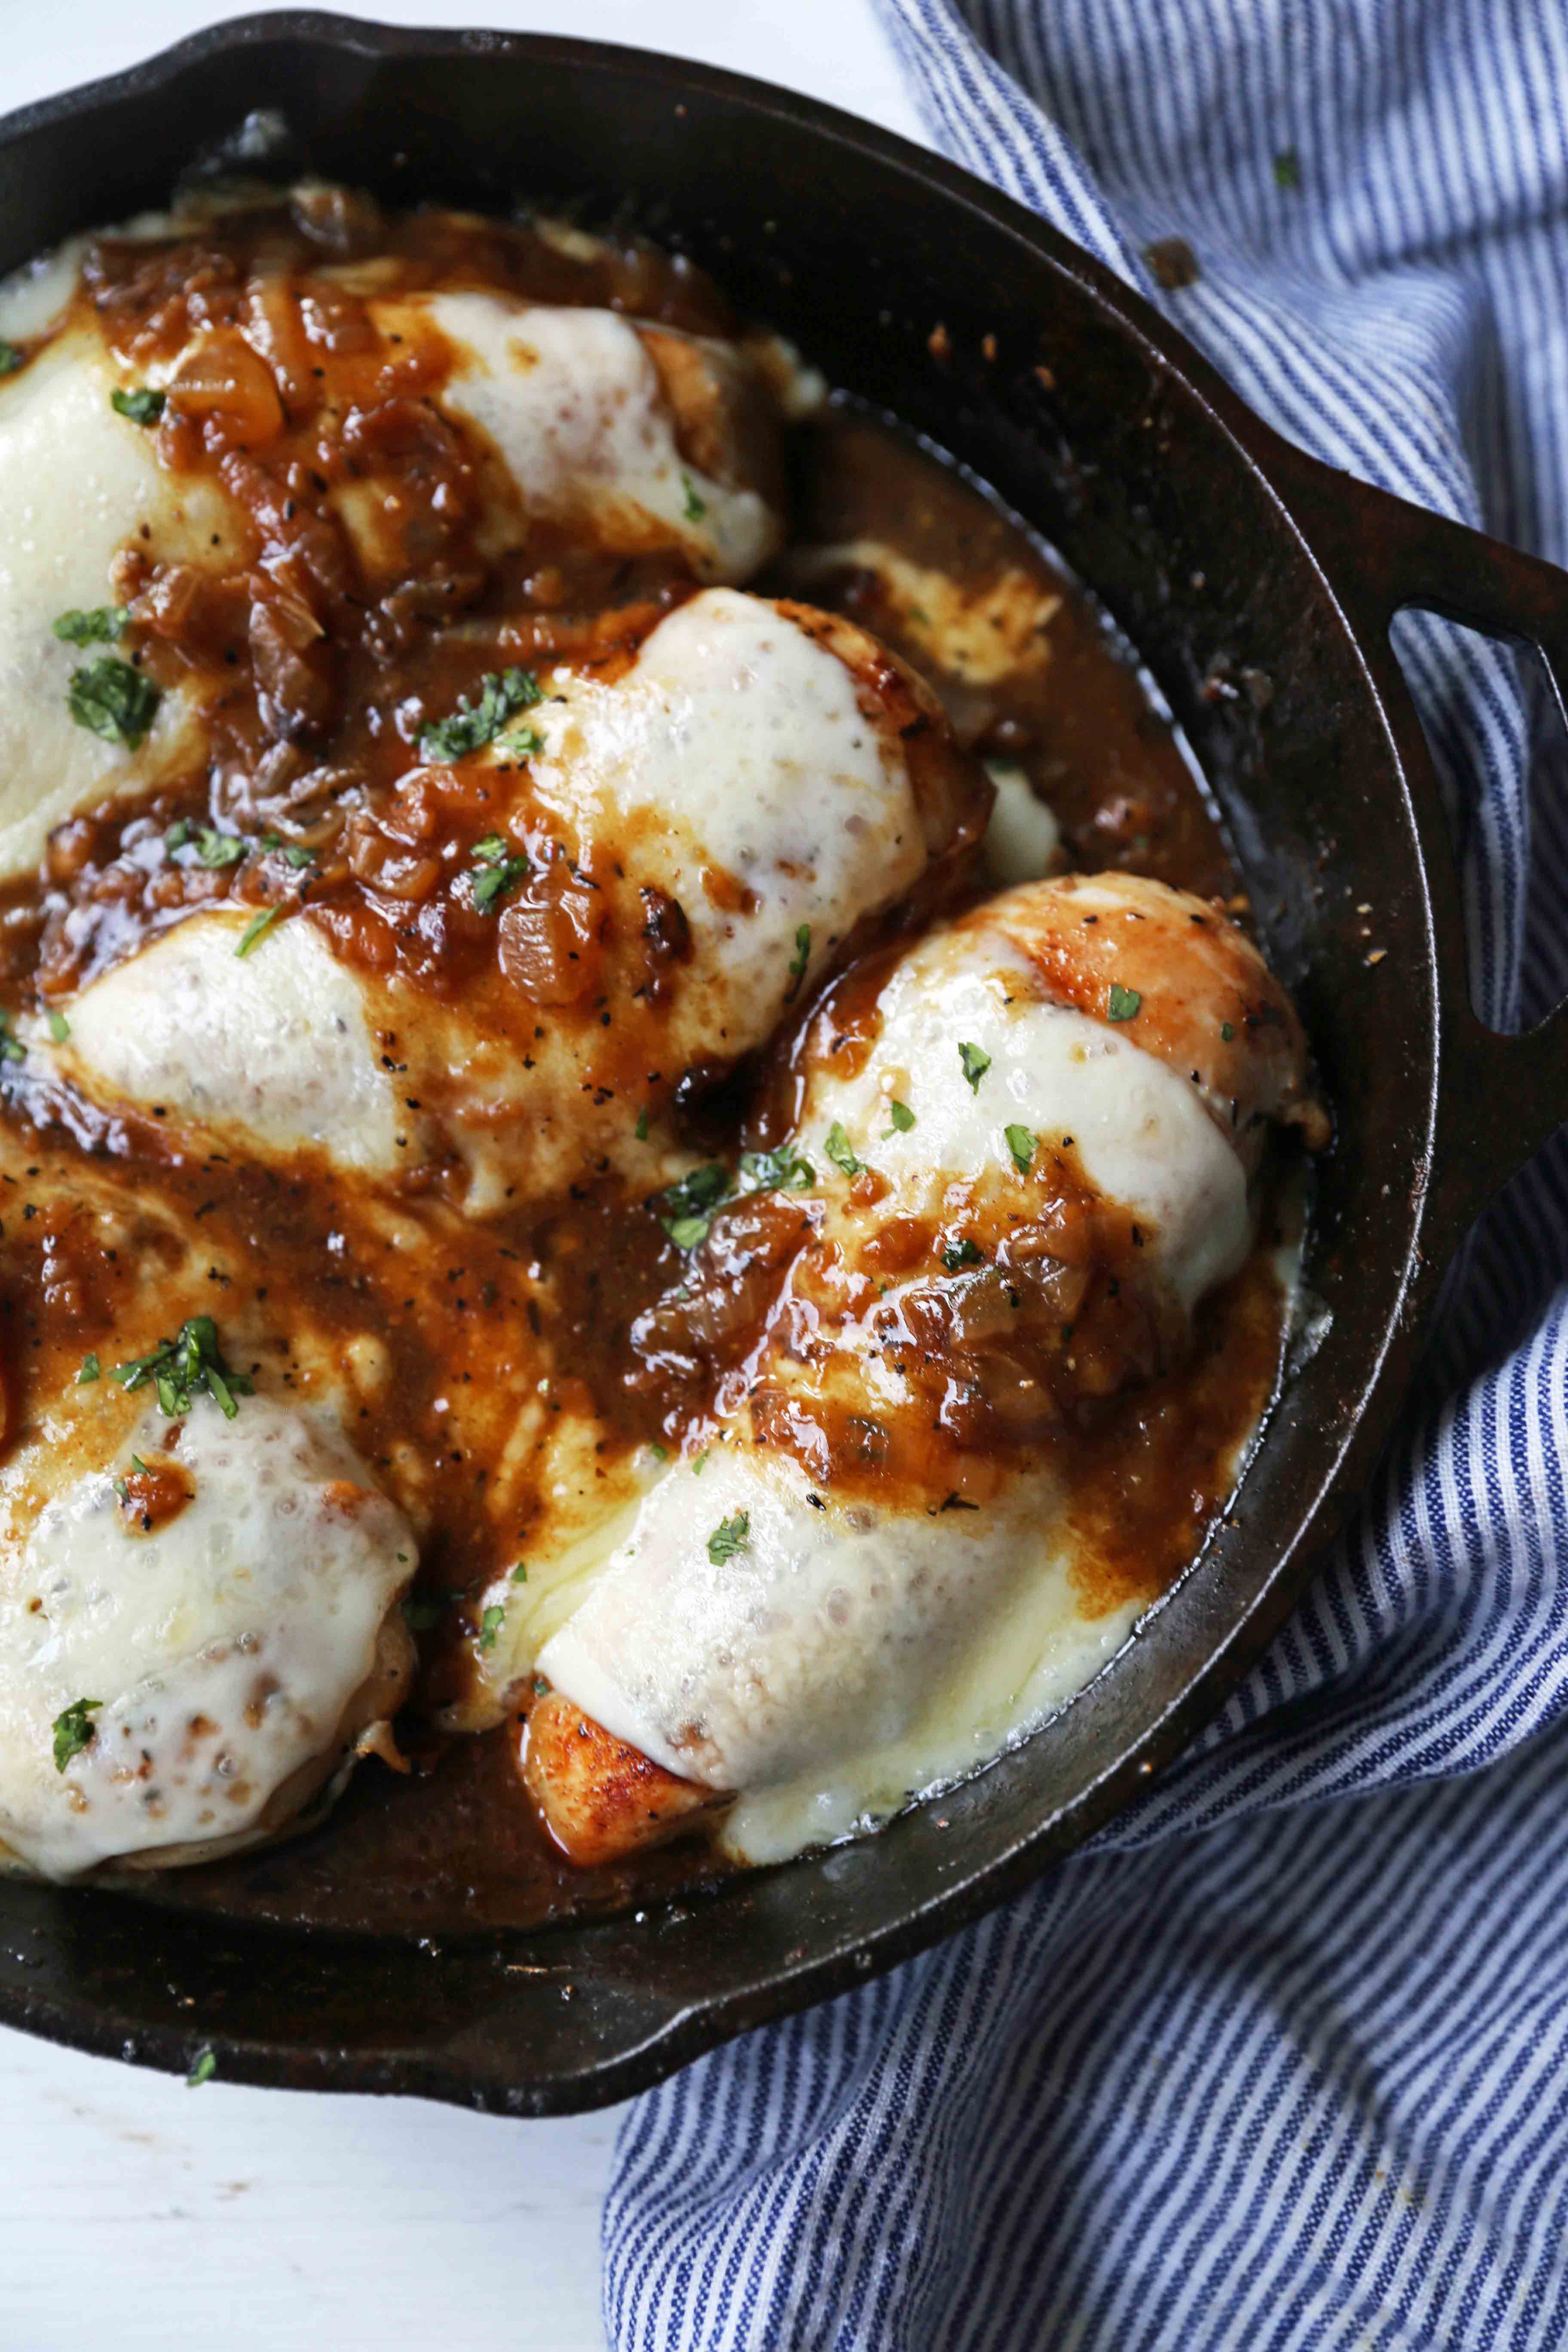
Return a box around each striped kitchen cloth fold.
[604,6,1568,2343]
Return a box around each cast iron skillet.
[1,12,1566,2115]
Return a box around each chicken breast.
[523,874,1323,1862]
[40,592,988,1205]
[0,1385,416,1880]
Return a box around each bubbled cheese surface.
[0,1394,415,1878]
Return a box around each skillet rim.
[0,9,1553,2113]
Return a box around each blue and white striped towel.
[604,5,1568,2342]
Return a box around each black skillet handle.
[1276,445,1568,1246]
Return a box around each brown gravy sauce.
[0,205,1289,1937]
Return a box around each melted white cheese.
[795,920,1250,1314]
[0,1395,415,1878]
[533,907,1261,1853]
[419,293,779,582]
[0,321,233,877]
[524,588,925,1019]
[983,759,1061,883]
[41,910,416,1173]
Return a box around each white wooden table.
[0,7,928,2347]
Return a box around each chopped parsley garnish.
[111,386,165,425]
[658,1162,731,1249]
[741,1144,816,1193]
[280,842,317,869]
[47,1011,69,1043]
[112,1476,129,1504]
[682,472,707,523]
[165,818,194,851]
[884,1100,916,1135]
[692,1450,710,1476]
[235,906,283,959]
[52,1697,101,1773]
[67,656,160,749]
[0,1014,24,1065]
[1221,1020,1234,1042]
[634,1105,649,1142]
[419,667,542,763]
[1108,983,1142,1022]
[186,2048,217,2089]
[52,606,125,646]
[195,827,247,869]
[824,1122,864,1178]
[959,1041,991,1091]
[129,1455,150,1475]
[707,1511,749,1564]
[77,1352,99,1384]
[501,724,544,760]
[0,340,24,375]
[785,923,811,1001]
[511,1562,528,1584]
[942,1237,984,1271]
[1005,1123,1036,1173]
[477,1604,506,1654]
[648,1442,669,1463]
[109,1314,253,1421]
[469,833,529,913]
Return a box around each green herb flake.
[707,1510,750,1565]
[67,656,160,749]
[740,1144,816,1193]
[884,1100,916,1135]
[682,472,708,523]
[112,386,166,425]
[186,2048,217,2089]
[112,1476,129,1504]
[165,818,195,852]
[52,606,125,647]
[824,1122,865,1179]
[501,724,545,760]
[109,1315,254,1421]
[942,1237,985,1271]
[511,1562,528,1584]
[658,1162,731,1249]
[533,1673,550,1698]
[477,1603,506,1654]
[129,1455,150,1476]
[959,1041,991,1092]
[785,922,811,1001]
[52,1697,102,1773]
[420,667,542,763]
[648,1442,669,1464]
[281,843,317,870]
[235,906,283,959]
[635,1105,649,1142]
[1107,982,1142,1022]
[692,1450,710,1476]
[77,1352,99,1384]
[196,827,247,869]
[1221,1020,1235,1042]
[1005,1123,1037,1174]
[0,1014,24,1065]
[47,1010,69,1043]
[1274,149,1302,191]
[469,833,529,914]
[0,340,24,376]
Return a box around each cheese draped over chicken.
[40,591,982,1206]
[522,874,1322,1862]
[0,1381,415,1879]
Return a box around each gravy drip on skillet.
[0,192,1309,1928]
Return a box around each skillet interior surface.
[0,14,1504,2111]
